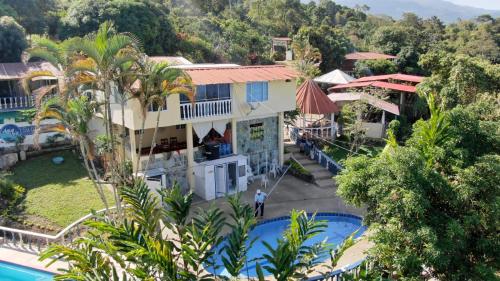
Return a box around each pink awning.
[329,81,417,93]
[352,73,424,83]
[296,79,339,114]
[328,92,400,115]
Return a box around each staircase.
[286,144,335,188]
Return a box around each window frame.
[181,83,232,103]
[246,81,269,103]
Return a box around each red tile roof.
[183,65,298,85]
[296,79,339,114]
[353,73,424,83]
[345,52,397,60]
[329,81,417,93]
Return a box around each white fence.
[180,99,232,120]
[0,96,35,110]
[0,207,117,253]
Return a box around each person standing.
[254,189,267,217]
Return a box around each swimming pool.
[0,261,53,281]
[208,213,366,278]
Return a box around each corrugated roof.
[329,81,417,93]
[328,92,400,115]
[183,65,298,85]
[0,62,61,80]
[353,73,424,83]
[148,56,193,65]
[345,52,397,60]
[296,79,339,114]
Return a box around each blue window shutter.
[246,83,252,102]
[263,82,268,101]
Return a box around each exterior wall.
[236,116,279,175]
[363,122,384,139]
[109,79,297,130]
[0,117,62,148]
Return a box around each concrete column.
[399,93,406,114]
[381,111,386,138]
[129,128,137,170]
[231,118,237,154]
[278,112,284,166]
[186,123,195,191]
[330,113,335,138]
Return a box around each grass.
[6,150,115,230]
[324,142,384,163]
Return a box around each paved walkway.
[0,246,67,274]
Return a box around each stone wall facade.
[237,116,279,175]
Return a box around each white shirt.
[255,192,267,203]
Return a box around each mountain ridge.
[302,0,500,23]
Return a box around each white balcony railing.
[0,95,35,110]
[180,99,232,120]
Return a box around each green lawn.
[324,142,384,163]
[7,150,114,230]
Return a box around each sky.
[446,0,500,10]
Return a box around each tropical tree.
[130,61,193,175]
[336,93,500,280]
[34,96,110,210]
[0,16,28,62]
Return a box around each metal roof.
[182,65,298,85]
[345,52,397,60]
[148,56,193,65]
[328,92,400,115]
[0,62,61,81]
[296,79,339,114]
[329,81,417,93]
[353,73,424,83]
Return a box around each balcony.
[180,99,232,120]
[0,95,34,111]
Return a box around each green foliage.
[418,51,500,107]
[60,0,176,55]
[2,0,56,35]
[221,193,256,277]
[0,16,27,62]
[336,94,500,280]
[297,25,353,72]
[0,176,25,218]
[256,210,327,281]
[354,59,397,77]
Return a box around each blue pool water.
[0,261,53,281]
[208,213,366,278]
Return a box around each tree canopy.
[0,16,28,62]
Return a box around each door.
[215,165,226,198]
[227,162,238,194]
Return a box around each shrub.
[0,176,25,218]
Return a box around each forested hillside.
[0,0,499,72]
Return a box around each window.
[148,97,167,112]
[246,81,268,102]
[181,84,231,103]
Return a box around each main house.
[100,61,298,200]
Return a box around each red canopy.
[296,79,339,114]
[329,81,417,93]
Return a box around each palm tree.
[130,60,193,175]
[34,96,110,210]
[63,21,142,212]
[256,210,328,281]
